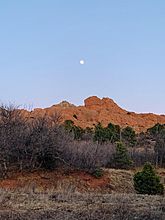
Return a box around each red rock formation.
[22,96,165,133]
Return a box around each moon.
[80,59,85,65]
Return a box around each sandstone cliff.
[23,96,165,132]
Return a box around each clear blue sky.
[0,1,165,113]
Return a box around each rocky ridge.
[22,96,165,132]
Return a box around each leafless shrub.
[61,141,115,172]
[0,105,72,176]
[0,104,29,177]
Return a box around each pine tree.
[112,142,132,169]
[121,126,136,147]
[133,163,164,195]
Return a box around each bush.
[111,142,132,169]
[37,151,57,170]
[93,123,108,143]
[133,163,164,195]
[147,123,165,136]
[121,126,136,147]
[64,120,74,132]
[64,120,84,140]
[106,123,121,143]
[91,168,104,178]
[94,122,120,143]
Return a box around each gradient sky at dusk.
[0,0,165,113]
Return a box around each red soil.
[0,170,110,192]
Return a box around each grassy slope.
[0,168,165,219]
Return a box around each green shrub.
[93,123,107,143]
[91,168,104,178]
[112,142,132,169]
[133,163,164,195]
[147,123,165,136]
[64,120,84,140]
[73,126,84,140]
[64,120,74,131]
[121,126,136,147]
[93,122,121,143]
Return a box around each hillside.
[23,96,165,132]
[0,169,164,220]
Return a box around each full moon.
[80,59,85,65]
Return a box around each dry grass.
[0,168,135,193]
[0,187,164,220]
[0,168,165,219]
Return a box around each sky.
[0,0,165,113]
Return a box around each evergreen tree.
[112,142,132,169]
[94,122,121,143]
[93,123,107,143]
[73,126,84,140]
[106,123,120,143]
[64,120,74,132]
[134,163,164,195]
[121,126,136,147]
[147,123,165,136]
[64,120,84,140]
